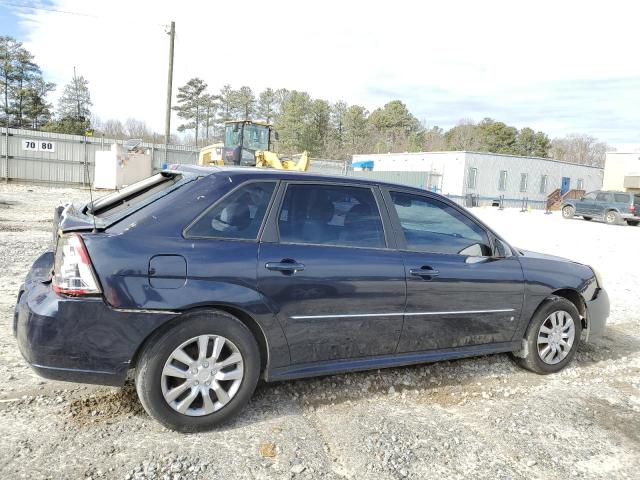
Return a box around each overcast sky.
[3,0,639,150]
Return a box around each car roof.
[169,164,432,195]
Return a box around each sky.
[2,0,639,150]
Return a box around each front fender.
[515,255,597,340]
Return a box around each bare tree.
[550,134,609,167]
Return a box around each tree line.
[171,79,609,166]
[1,35,609,166]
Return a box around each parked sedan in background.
[15,167,609,431]
[561,190,640,225]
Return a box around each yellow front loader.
[255,150,310,171]
[199,120,310,171]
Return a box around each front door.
[575,191,597,215]
[385,189,524,352]
[561,177,571,196]
[258,182,406,364]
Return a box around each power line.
[0,0,166,27]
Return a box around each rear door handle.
[265,260,305,273]
[410,266,440,278]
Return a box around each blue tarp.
[352,160,374,169]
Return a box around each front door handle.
[265,260,305,273]
[409,266,440,278]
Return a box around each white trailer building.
[351,151,604,208]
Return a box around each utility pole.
[164,21,175,165]
[73,66,80,121]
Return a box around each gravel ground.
[0,183,638,480]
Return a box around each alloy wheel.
[161,335,244,416]
[536,310,575,365]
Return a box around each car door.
[594,192,611,218]
[575,191,597,215]
[383,189,524,352]
[257,181,406,365]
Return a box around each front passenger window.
[390,191,491,256]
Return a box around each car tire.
[627,220,639,226]
[135,310,261,432]
[582,216,592,221]
[512,297,582,375]
[605,210,622,225]
[561,205,575,219]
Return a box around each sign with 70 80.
[23,140,56,153]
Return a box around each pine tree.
[173,78,208,146]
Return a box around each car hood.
[517,248,574,263]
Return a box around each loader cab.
[223,120,273,166]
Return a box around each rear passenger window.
[614,193,630,203]
[390,191,491,256]
[595,192,610,202]
[185,182,275,240]
[278,184,385,248]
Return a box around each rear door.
[384,188,524,352]
[613,192,632,214]
[257,181,406,364]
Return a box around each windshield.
[224,124,242,148]
[242,124,270,151]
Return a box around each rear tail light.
[629,205,635,214]
[52,233,102,296]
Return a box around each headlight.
[591,266,603,288]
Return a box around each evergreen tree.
[173,77,208,146]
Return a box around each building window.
[467,167,477,189]
[577,178,584,190]
[520,173,528,192]
[498,171,508,191]
[539,175,548,194]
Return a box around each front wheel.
[512,297,582,374]
[562,205,575,219]
[135,311,260,432]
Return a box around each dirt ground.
[0,183,638,480]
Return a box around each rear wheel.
[582,216,592,221]
[135,311,260,432]
[627,220,639,226]
[512,297,582,374]
[605,210,622,225]
[562,205,575,219]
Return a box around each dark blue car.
[14,166,609,431]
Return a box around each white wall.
[603,152,640,192]
[351,152,465,196]
[94,144,152,189]
[463,152,604,203]
[351,151,604,205]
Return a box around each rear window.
[614,193,631,203]
[185,181,276,240]
[89,173,182,218]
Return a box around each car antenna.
[83,133,98,233]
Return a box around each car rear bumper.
[14,253,177,386]
[585,287,609,340]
